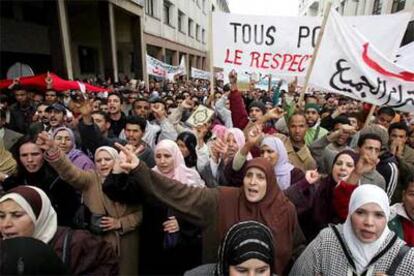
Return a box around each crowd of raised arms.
[0,71,413,276]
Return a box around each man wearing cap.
[304,103,328,146]
[46,103,67,134]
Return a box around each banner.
[191,67,211,80]
[213,11,410,77]
[146,55,185,80]
[395,42,414,70]
[309,9,414,112]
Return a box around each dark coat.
[50,226,119,275]
[2,164,81,227]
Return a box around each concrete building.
[143,0,229,74]
[0,0,147,82]
[299,0,414,45]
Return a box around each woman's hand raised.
[114,142,140,173]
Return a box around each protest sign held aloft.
[213,11,410,77]
[309,9,414,112]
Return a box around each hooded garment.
[0,186,58,244]
[261,136,294,190]
[53,127,95,170]
[343,184,391,274]
[218,157,297,275]
[153,139,205,187]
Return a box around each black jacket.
[2,164,81,227]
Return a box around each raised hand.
[35,131,56,152]
[151,103,166,121]
[305,169,320,185]
[115,142,140,172]
[246,125,263,146]
[354,154,378,176]
[265,107,286,121]
[228,69,238,85]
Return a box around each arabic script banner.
[309,10,414,112]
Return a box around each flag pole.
[298,1,333,107]
[208,0,215,99]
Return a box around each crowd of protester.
[0,71,414,275]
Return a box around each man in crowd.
[304,103,328,145]
[389,122,414,168]
[8,86,35,134]
[107,93,126,137]
[277,112,316,172]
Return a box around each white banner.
[213,11,410,77]
[146,55,185,80]
[396,42,414,70]
[191,67,211,80]
[309,9,414,112]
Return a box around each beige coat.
[47,153,142,275]
[276,134,317,172]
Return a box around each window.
[163,1,172,26]
[372,0,382,15]
[145,0,155,16]
[196,24,200,41]
[391,0,406,13]
[188,18,194,37]
[178,10,185,33]
[202,29,206,43]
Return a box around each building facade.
[0,0,147,81]
[143,0,229,75]
[299,0,414,46]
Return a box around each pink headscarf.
[153,139,205,187]
[226,128,252,160]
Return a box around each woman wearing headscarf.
[185,221,275,276]
[203,127,250,187]
[138,139,205,275]
[231,134,304,190]
[0,186,118,275]
[285,149,385,241]
[52,127,94,170]
[2,135,80,227]
[290,185,414,275]
[103,144,305,275]
[35,131,141,275]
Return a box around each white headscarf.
[343,184,391,274]
[94,146,120,162]
[153,139,205,187]
[0,186,57,243]
[261,136,294,190]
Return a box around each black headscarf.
[216,221,274,276]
